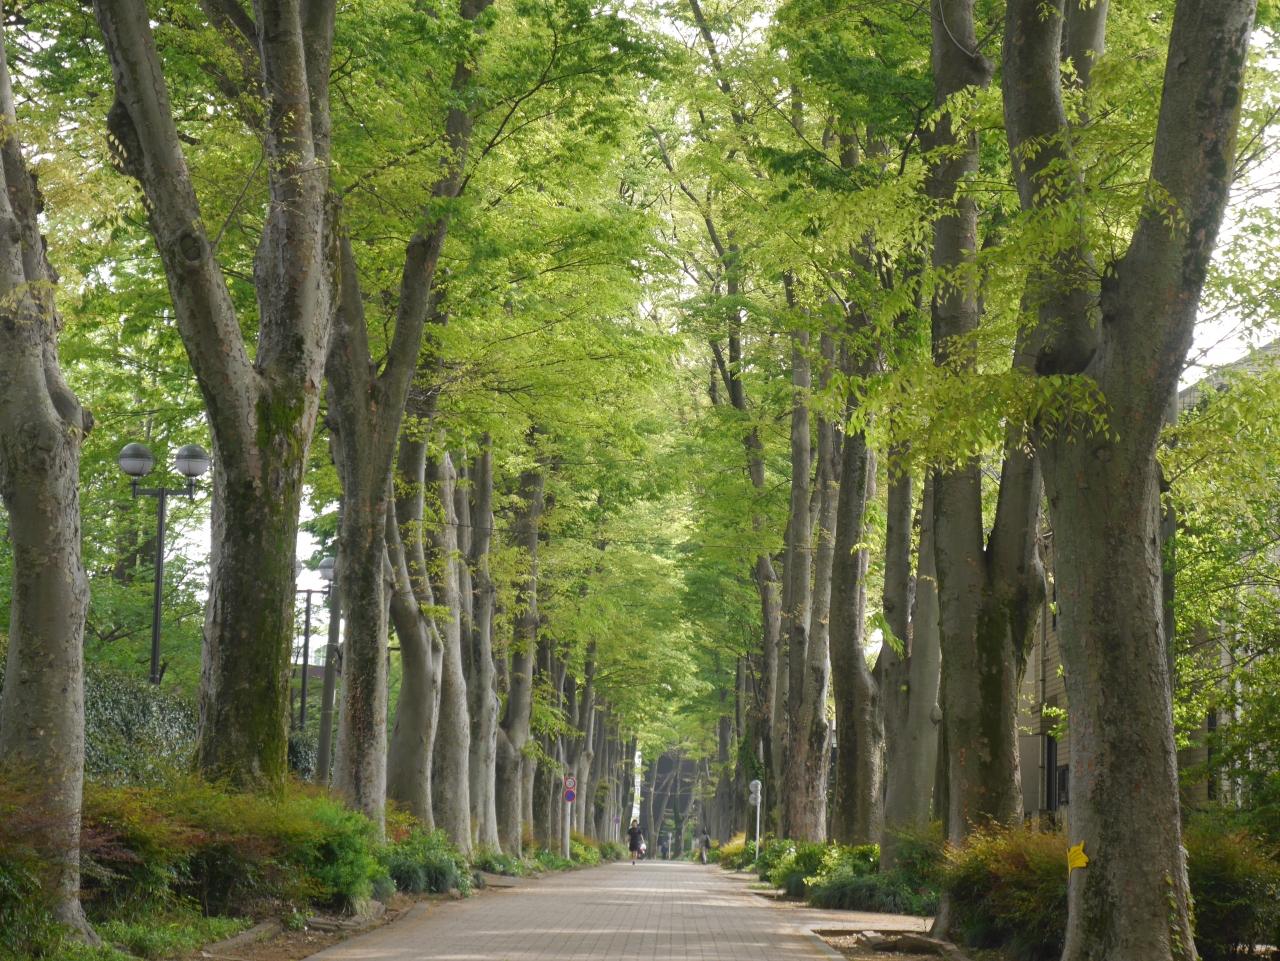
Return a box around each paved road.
[310,861,927,961]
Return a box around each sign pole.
[747,788,757,854]
[562,795,571,860]
[562,773,577,861]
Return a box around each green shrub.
[941,824,1069,961]
[97,909,248,960]
[598,841,626,862]
[80,776,387,914]
[378,828,470,896]
[569,833,601,865]
[472,848,527,877]
[533,849,573,872]
[803,840,938,916]
[0,856,62,960]
[809,870,939,915]
[886,822,945,890]
[754,836,791,880]
[767,841,828,898]
[1185,819,1280,961]
[716,833,757,869]
[81,667,197,787]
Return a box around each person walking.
[627,819,644,866]
[699,828,712,865]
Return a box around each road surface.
[309,860,927,960]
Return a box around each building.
[1016,341,1280,822]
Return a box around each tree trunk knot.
[176,231,205,265]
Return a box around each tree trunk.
[468,443,500,850]
[925,0,1033,863]
[429,452,472,855]
[93,0,338,793]
[829,424,880,843]
[782,342,833,841]
[1002,1,1256,955]
[0,37,95,933]
[497,459,544,854]
[880,474,942,868]
[385,436,443,827]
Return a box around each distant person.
[627,819,644,865]
[659,833,670,860]
[699,829,712,864]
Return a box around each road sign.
[564,775,577,791]
[564,788,577,803]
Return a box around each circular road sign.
[564,775,578,790]
[564,788,577,803]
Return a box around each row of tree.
[1,2,1277,960]
[656,2,1271,959]
[0,0,688,939]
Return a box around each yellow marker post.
[1067,841,1089,873]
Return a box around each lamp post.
[295,558,333,728]
[117,442,211,684]
[314,554,339,783]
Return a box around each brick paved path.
[309,860,880,960]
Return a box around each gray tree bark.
[0,23,95,936]
[385,430,444,827]
[429,452,473,855]
[782,328,833,841]
[93,0,338,792]
[496,459,544,853]
[829,425,881,843]
[1003,1,1256,956]
[468,443,501,850]
[879,473,942,868]
[326,0,488,833]
[924,5,1040,879]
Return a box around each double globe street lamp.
[117,442,211,684]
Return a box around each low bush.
[941,823,1069,961]
[472,848,527,877]
[569,833,601,865]
[803,840,938,916]
[886,822,945,891]
[754,836,790,880]
[940,818,1279,961]
[81,776,388,914]
[598,841,627,862]
[533,849,573,872]
[0,846,61,959]
[81,664,196,787]
[716,833,756,869]
[1185,819,1280,961]
[97,909,249,960]
[378,827,470,896]
[767,841,828,898]
[810,870,939,915]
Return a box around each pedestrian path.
[310,860,928,960]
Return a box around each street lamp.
[315,551,340,783]
[117,441,210,683]
[294,558,333,727]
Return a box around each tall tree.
[92,0,338,790]
[0,14,95,938]
[924,4,1045,880]
[327,0,492,834]
[496,458,544,854]
[878,472,942,867]
[1002,0,1257,956]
